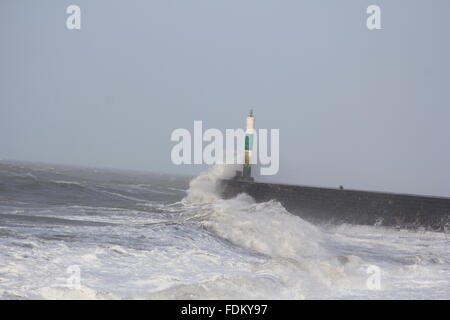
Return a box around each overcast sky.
[1,0,450,196]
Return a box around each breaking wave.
[171,165,381,298]
[1,161,449,299]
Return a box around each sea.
[0,161,449,299]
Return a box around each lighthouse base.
[233,170,254,182]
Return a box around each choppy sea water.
[0,161,449,299]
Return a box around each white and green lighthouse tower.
[242,109,255,181]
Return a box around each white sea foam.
[0,163,449,299]
[184,163,239,203]
[178,164,450,299]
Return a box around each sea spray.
[2,161,449,299]
[184,163,239,203]
[183,163,324,259]
[180,164,383,297]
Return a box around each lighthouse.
[243,109,255,180]
[233,110,255,181]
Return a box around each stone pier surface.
[220,179,450,231]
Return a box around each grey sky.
[1,0,450,196]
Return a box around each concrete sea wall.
[219,180,450,231]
